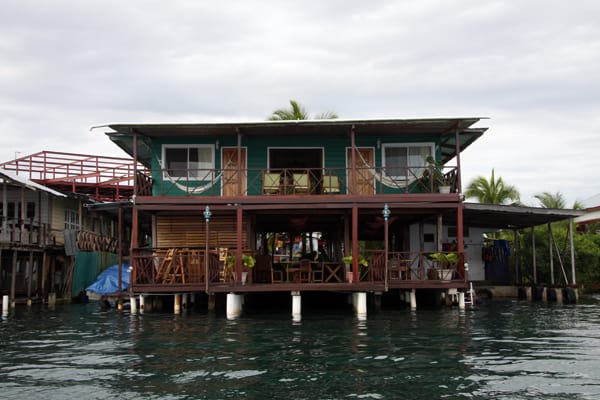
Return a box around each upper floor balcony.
[146,165,459,198]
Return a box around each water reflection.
[0,299,600,399]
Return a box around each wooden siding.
[156,214,248,249]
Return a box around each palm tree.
[465,169,520,205]
[268,99,338,121]
[535,191,584,210]
[534,191,567,209]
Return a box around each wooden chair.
[297,259,312,283]
[322,175,341,194]
[263,172,281,194]
[271,264,283,283]
[311,262,323,282]
[293,173,310,193]
[187,249,204,283]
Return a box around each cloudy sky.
[1,0,599,207]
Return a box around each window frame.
[381,142,435,181]
[161,144,215,181]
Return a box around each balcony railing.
[153,165,458,197]
[130,247,465,289]
[0,218,52,246]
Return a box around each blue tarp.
[85,264,131,295]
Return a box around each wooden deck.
[129,247,467,295]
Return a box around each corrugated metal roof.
[0,168,66,197]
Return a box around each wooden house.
[95,118,492,314]
[0,152,142,306]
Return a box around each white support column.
[174,294,181,314]
[458,292,465,309]
[2,295,8,313]
[410,289,417,309]
[355,292,367,320]
[139,295,145,313]
[130,296,137,314]
[226,293,242,320]
[291,291,301,322]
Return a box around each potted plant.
[424,156,451,193]
[427,252,458,280]
[225,254,256,284]
[342,255,368,283]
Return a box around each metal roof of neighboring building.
[0,168,66,197]
[461,203,584,230]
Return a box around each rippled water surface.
[2,295,600,399]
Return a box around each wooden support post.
[548,223,555,285]
[532,228,537,285]
[10,250,17,308]
[352,206,358,283]
[569,218,576,286]
[174,293,181,314]
[207,294,216,311]
[27,251,33,305]
[236,206,243,284]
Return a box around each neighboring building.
[576,194,600,233]
[0,152,143,305]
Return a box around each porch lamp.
[382,204,391,291]
[203,205,212,293]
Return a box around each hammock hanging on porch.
[353,149,420,188]
[156,155,232,195]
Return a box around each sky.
[1,0,599,207]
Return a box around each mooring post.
[48,292,56,307]
[139,294,145,313]
[292,291,302,322]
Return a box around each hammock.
[353,149,421,189]
[156,155,232,195]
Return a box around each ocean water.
[1,295,600,399]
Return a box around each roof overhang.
[92,117,488,166]
[459,203,584,230]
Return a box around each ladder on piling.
[464,282,475,305]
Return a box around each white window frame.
[382,142,435,180]
[65,208,79,230]
[161,144,215,181]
